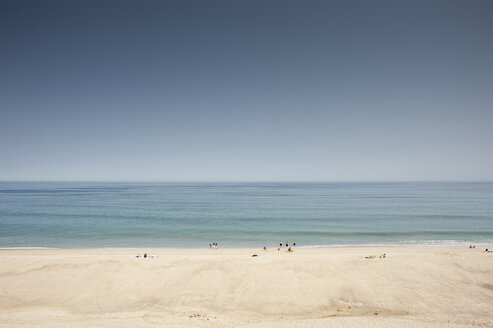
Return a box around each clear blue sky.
[1,0,492,181]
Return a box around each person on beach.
[280,242,282,247]
[285,241,288,247]
[293,241,296,247]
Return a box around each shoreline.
[1,242,492,251]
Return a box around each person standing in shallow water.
[285,241,288,247]
[280,241,282,248]
[293,241,296,247]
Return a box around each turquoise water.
[0,182,492,248]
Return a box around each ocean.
[0,182,492,248]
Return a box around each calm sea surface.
[0,182,492,248]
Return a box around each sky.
[1,0,492,182]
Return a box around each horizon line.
[1,180,492,184]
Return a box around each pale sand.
[0,247,492,327]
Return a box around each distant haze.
[1,0,492,181]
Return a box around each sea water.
[0,182,492,248]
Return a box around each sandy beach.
[0,246,492,327]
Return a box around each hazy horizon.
[1,0,492,182]
[1,180,492,184]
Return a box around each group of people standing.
[278,241,296,252]
[209,242,219,249]
[280,241,296,248]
